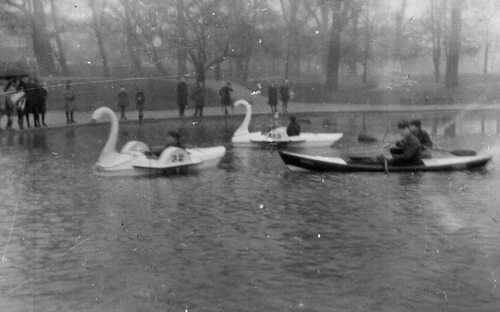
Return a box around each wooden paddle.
[429,148,476,156]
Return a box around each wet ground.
[0,109,499,311]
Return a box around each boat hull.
[279,150,492,172]
[232,131,343,148]
[95,146,226,176]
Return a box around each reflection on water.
[0,109,499,311]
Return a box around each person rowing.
[379,120,422,166]
[409,119,433,158]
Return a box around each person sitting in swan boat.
[149,130,185,157]
[286,115,301,137]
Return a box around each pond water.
[0,109,500,311]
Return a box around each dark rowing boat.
[278,150,492,172]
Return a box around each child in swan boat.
[148,130,185,157]
[286,116,301,136]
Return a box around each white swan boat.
[231,99,343,147]
[92,107,226,176]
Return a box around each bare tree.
[393,0,408,62]
[325,0,351,90]
[176,0,188,76]
[87,0,111,77]
[280,0,300,79]
[429,0,444,82]
[444,0,462,88]
[3,0,57,75]
[117,0,144,76]
[49,0,69,76]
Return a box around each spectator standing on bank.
[117,85,129,121]
[35,79,48,127]
[279,79,290,114]
[268,81,278,114]
[192,81,204,117]
[135,88,145,123]
[64,81,76,124]
[20,76,35,128]
[176,77,188,117]
[219,82,233,115]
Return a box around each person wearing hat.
[381,120,422,166]
[219,81,233,115]
[286,115,301,136]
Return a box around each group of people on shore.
[267,79,292,114]
[1,75,48,130]
[176,77,205,118]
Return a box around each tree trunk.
[325,27,341,90]
[49,0,69,76]
[121,0,143,75]
[393,0,407,62]
[445,0,462,88]
[89,0,110,77]
[348,6,360,76]
[176,0,187,76]
[430,0,443,82]
[32,0,56,75]
[362,0,371,84]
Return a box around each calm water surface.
[0,109,500,311]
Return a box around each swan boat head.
[92,106,148,172]
[232,99,252,137]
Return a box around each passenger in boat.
[150,130,185,157]
[381,120,422,166]
[409,119,432,147]
[286,115,301,136]
[409,119,433,158]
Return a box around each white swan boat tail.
[231,99,343,147]
[92,106,226,176]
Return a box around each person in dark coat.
[286,115,301,136]
[381,120,422,166]
[279,79,290,114]
[20,76,36,128]
[34,79,48,127]
[64,81,76,124]
[192,81,204,117]
[409,119,433,148]
[176,77,188,117]
[219,82,233,115]
[117,85,129,121]
[3,79,19,130]
[267,81,278,113]
[38,84,49,127]
[135,88,145,123]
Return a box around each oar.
[430,148,476,156]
